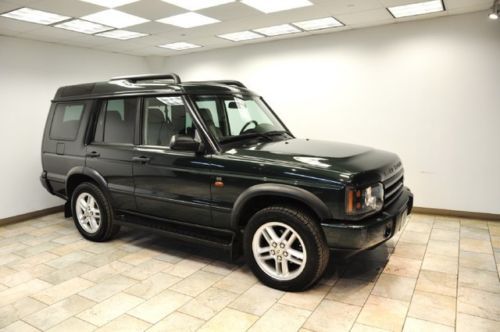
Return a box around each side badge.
[214,176,224,188]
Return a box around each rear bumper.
[321,187,413,250]
[40,171,52,193]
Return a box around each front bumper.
[321,187,413,250]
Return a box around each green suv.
[41,73,413,291]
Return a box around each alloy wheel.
[252,221,307,281]
[75,192,101,234]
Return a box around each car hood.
[222,138,402,186]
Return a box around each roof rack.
[194,80,246,88]
[110,73,181,84]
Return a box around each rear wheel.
[71,182,120,242]
[244,205,329,291]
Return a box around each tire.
[71,182,120,242]
[243,205,329,291]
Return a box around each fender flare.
[65,166,108,197]
[230,183,332,229]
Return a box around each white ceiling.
[0,0,493,57]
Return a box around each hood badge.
[386,161,402,176]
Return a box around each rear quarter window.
[49,103,85,140]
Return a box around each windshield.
[192,95,287,143]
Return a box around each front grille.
[383,171,404,207]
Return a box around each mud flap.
[64,201,72,218]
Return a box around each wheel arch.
[66,167,108,201]
[230,183,332,231]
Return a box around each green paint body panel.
[42,78,413,253]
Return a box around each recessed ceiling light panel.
[158,42,202,50]
[82,9,149,28]
[96,29,148,39]
[157,12,219,28]
[217,30,264,42]
[388,0,444,18]
[80,0,140,8]
[241,0,313,14]
[293,17,343,31]
[161,0,235,11]
[55,19,113,34]
[254,24,301,36]
[0,7,70,25]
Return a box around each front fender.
[230,183,332,229]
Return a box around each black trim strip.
[134,192,210,208]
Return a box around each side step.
[115,213,240,260]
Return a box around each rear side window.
[50,103,85,140]
[94,98,138,144]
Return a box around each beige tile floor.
[1,213,499,332]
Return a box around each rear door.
[132,95,213,226]
[85,98,139,211]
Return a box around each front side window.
[94,98,138,144]
[142,96,194,146]
[193,95,286,143]
[50,103,85,140]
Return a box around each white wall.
[0,36,148,219]
[165,11,500,214]
[1,11,498,219]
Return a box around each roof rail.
[194,80,246,88]
[110,73,181,84]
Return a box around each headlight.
[345,183,384,216]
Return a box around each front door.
[86,97,139,211]
[132,96,213,226]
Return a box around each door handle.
[132,156,151,163]
[86,151,100,158]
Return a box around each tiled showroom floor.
[1,213,499,332]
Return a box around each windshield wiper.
[219,131,288,144]
[257,130,289,140]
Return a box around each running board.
[115,213,239,260]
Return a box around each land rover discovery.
[41,73,413,291]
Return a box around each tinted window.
[50,103,84,140]
[94,98,138,144]
[143,96,194,146]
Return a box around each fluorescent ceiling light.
[158,42,202,50]
[55,19,113,34]
[218,30,264,42]
[241,0,312,13]
[254,24,300,36]
[80,0,140,8]
[82,9,149,28]
[388,0,444,18]
[0,7,70,25]
[293,17,343,31]
[161,0,235,11]
[157,12,219,28]
[96,29,148,39]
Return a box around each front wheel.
[244,205,329,291]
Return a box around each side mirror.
[170,134,201,151]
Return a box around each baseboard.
[413,206,500,221]
[1,205,498,227]
[0,205,64,226]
